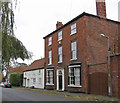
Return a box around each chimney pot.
[56,21,63,29]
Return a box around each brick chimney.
[56,21,63,29]
[96,0,106,18]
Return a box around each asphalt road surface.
[2,88,77,102]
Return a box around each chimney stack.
[96,0,106,18]
[56,21,63,29]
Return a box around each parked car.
[0,82,5,87]
[4,82,12,88]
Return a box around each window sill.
[48,63,52,66]
[58,39,62,42]
[70,32,77,36]
[48,44,52,46]
[58,61,62,64]
[68,85,82,88]
[46,83,54,86]
[70,58,77,61]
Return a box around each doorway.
[58,71,62,90]
[57,69,64,91]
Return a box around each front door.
[57,69,64,91]
[59,71,62,90]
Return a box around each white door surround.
[57,68,64,91]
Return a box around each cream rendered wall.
[23,69,44,89]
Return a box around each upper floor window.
[48,37,52,46]
[46,69,54,85]
[58,31,62,41]
[58,46,62,63]
[48,50,52,65]
[71,41,77,60]
[39,78,42,84]
[71,23,77,35]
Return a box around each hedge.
[10,73,23,86]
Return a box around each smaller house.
[23,58,45,89]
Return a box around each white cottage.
[23,58,45,89]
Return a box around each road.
[2,88,77,102]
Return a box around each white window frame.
[58,46,62,63]
[58,31,62,41]
[39,78,42,84]
[48,37,52,46]
[48,50,52,65]
[33,78,36,84]
[46,69,54,85]
[68,66,82,87]
[70,23,77,35]
[71,41,77,60]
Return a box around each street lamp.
[100,34,112,97]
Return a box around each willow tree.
[2,34,32,69]
[0,1,32,72]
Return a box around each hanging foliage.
[1,1,32,71]
[1,1,15,36]
[2,35,32,69]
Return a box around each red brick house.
[43,0,120,96]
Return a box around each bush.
[10,73,23,86]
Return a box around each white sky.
[14,0,120,65]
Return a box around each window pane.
[48,37,52,45]
[46,70,54,84]
[71,23,76,34]
[71,41,77,59]
[75,68,80,86]
[69,67,81,86]
[58,46,62,62]
[58,31,62,41]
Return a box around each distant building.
[23,58,45,89]
[8,66,27,82]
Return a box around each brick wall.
[110,54,120,97]
[86,16,120,66]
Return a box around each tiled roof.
[9,66,27,73]
[24,58,45,72]
[8,58,45,73]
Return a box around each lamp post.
[100,34,112,97]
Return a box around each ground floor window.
[33,78,36,84]
[68,66,81,87]
[39,78,42,85]
[46,69,54,85]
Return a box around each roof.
[43,12,120,39]
[9,66,27,74]
[23,58,45,72]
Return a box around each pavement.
[13,87,120,102]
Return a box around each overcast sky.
[14,0,120,65]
